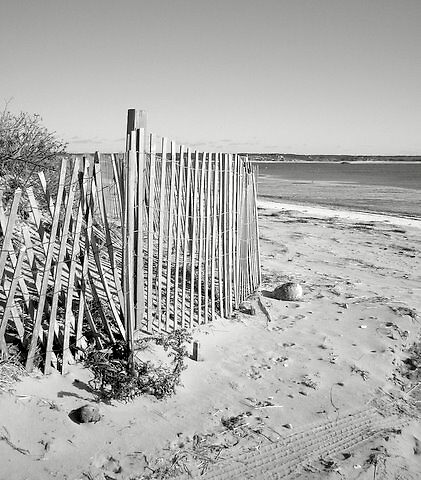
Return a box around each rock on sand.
[273,282,303,301]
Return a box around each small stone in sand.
[238,301,256,315]
[273,282,303,301]
[75,405,101,424]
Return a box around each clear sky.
[1,0,420,154]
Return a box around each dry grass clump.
[0,351,26,394]
[84,330,192,402]
[137,410,273,479]
[401,340,421,385]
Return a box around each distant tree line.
[246,153,421,162]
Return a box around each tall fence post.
[124,109,148,352]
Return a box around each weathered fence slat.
[156,137,168,330]
[146,134,156,331]
[0,201,30,331]
[0,188,22,282]
[0,246,26,343]
[210,154,218,321]
[135,130,146,331]
[90,230,125,338]
[125,136,137,347]
[75,159,101,353]
[233,154,240,308]
[94,153,124,309]
[189,152,199,327]
[62,168,85,374]
[111,153,124,222]
[197,153,206,325]
[227,153,234,317]
[181,148,193,329]
[164,141,177,330]
[204,152,212,324]
[253,164,262,285]
[217,154,225,318]
[173,145,185,330]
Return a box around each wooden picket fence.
[121,116,261,348]
[0,109,260,373]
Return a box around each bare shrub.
[0,102,67,189]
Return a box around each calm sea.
[257,162,421,219]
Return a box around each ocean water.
[257,162,421,219]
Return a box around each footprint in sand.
[413,436,421,455]
[100,455,123,475]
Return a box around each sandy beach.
[1,202,420,479]
[2,0,421,477]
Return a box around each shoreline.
[258,176,421,191]
[257,198,421,229]
[253,160,421,164]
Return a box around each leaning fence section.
[0,111,260,374]
[0,157,125,374]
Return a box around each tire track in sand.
[176,404,411,479]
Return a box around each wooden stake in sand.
[192,340,200,362]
